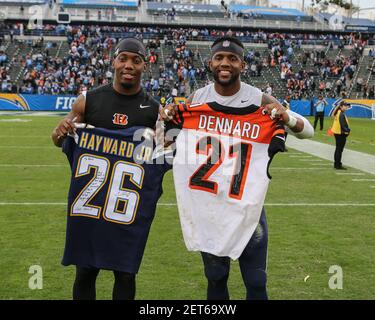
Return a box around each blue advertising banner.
[0,94,77,111]
[229,5,307,16]
[0,94,373,118]
[147,2,222,13]
[311,98,374,118]
[290,99,312,116]
[60,0,137,7]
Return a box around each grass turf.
[0,115,374,299]
[306,116,375,156]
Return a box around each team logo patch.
[222,40,230,47]
[0,94,30,110]
[112,113,128,126]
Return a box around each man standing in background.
[313,95,328,131]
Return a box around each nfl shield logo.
[222,40,230,47]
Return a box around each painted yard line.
[0,146,55,149]
[265,203,375,206]
[311,163,332,166]
[0,119,32,122]
[0,202,178,206]
[335,172,365,175]
[1,202,375,207]
[352,179,375,182]
[299,159,323,162]
[271,167,330,170]
[0,111,68,116]
[0,165,330,170]
[0,164,68,167]
[287,136,375,175]
[0,165,334,170]
[0,135,49,138]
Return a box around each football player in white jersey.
[161,36,313,300]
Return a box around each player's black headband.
[114,38,146,61]
[211,39,244,61]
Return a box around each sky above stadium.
[269,0,375,11]
[268,0,375,16]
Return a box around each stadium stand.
[146,2,225,19]
[229,5,313,22]
[60,0,137,10]
[320,12,375,32]
[0,0,46,4]
[0,0,374,103]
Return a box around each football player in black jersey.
[51,38,160,300]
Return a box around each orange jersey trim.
[177,103,278,144]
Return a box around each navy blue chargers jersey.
[62,126,171,273]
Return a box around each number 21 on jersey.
[189,136,252,201]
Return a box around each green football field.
[0,114,374,300]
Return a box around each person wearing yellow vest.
[331,101,351,170]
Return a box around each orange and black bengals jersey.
[171,102,285,259]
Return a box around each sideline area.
[287,135,375,175]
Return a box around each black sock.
[73,266,100,300]
[112,271,136,300]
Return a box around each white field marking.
[0,202,179,206]
[0,111,68,116]
[311,163,332,166]
[0,165,330,170]
[299,159,323,162]
[0,135,48,138]
[0,146,55,149]
[335,172,365,176]
[271,167,331,170]
[284,152,303,155]
[1,202,375,207]
[0,164,68,167]
[0,119,31,122]
[287,136,375,175]
[265,203,375,206]
[352,179,375,182]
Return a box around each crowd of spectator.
[0,23,374,100]
[143,37,209,104]
[3,22,375,45]
[262,34,369,100]
[18,27,114,95]
[0,45,17,93]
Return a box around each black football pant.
[73,266,136,300]
[313,112,324,130]
[200,208,268,300]
[334,134,347,168]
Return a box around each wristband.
[285,110,298,128]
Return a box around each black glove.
[267,121,286,179]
